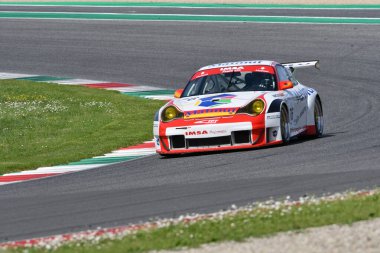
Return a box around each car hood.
[173,91,266,112]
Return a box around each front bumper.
[154,114,280,154]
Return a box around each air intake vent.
[187,136,231,148]
[170,135,186,149]
[233,130,251,144]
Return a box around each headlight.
[252,100,265,115]
[237,99,265,116]
[161,106,182,122]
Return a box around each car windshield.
[182,71,277,97]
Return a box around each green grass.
[0,79,164,174]
[8,192,380,253]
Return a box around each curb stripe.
[0,142,156,183]
[0,72,167,185]
[3,164,106,175]
[67,156,142,165]
[83,83,134,88]
[51,79,106,85]
[144,95,174,100]
[0,173,59,182]
[120,142,155,149]
[16,75,70,82]
[0,73,37,79]
[123,90,175,96]
[106,86,165,92]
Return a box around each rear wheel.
[314,98,324,137]
[280,106,290,144]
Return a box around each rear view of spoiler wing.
[282,60,320,72]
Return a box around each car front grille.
[169,130,252,150]
[187,136,231,148]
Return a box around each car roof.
[198,60,278,71]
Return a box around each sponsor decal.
[220,66,244,73]
[183,97,198,102]
[291,127,307,135]
[193,71,208,79]
[191,65,275,81]
[209,129,227,135]
[155,137,160,146]
[185,130,208,136]
[194,119,219,124]
[294,106,307,125]
[257,66,270,73]
[290,88,307,103]
[184,107,239,119]
[272,92,285,98]
[185,129,227,136]
[267,114,280,120]
[307,88,316,95]
[204,61,267,69]
[195,94,236,107]
[299,88,308,101]
[290,107,294,121]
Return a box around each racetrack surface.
[0,12,380,241]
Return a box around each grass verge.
[0,79,164,174]
[5,190,380,253]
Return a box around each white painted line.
[52,79,106,85]
[0,72,37,79]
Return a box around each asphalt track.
[0,7,380,242]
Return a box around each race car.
[153,60,323,155]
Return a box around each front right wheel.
[314,98,324,137]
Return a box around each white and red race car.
[153,60,323,155]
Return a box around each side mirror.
[278,81,293,90]
[174,89,183,98]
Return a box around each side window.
[276,65,290,81]
[276,65,298,86]
[285,68,298,86]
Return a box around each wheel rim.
[281,108,289,142]
[314,101,324,135]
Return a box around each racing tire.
[314,98,324,137]
[280,106,291,144]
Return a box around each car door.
[276,65,308,136]
[286,68,308,134]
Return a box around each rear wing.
[282,60,320,72]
